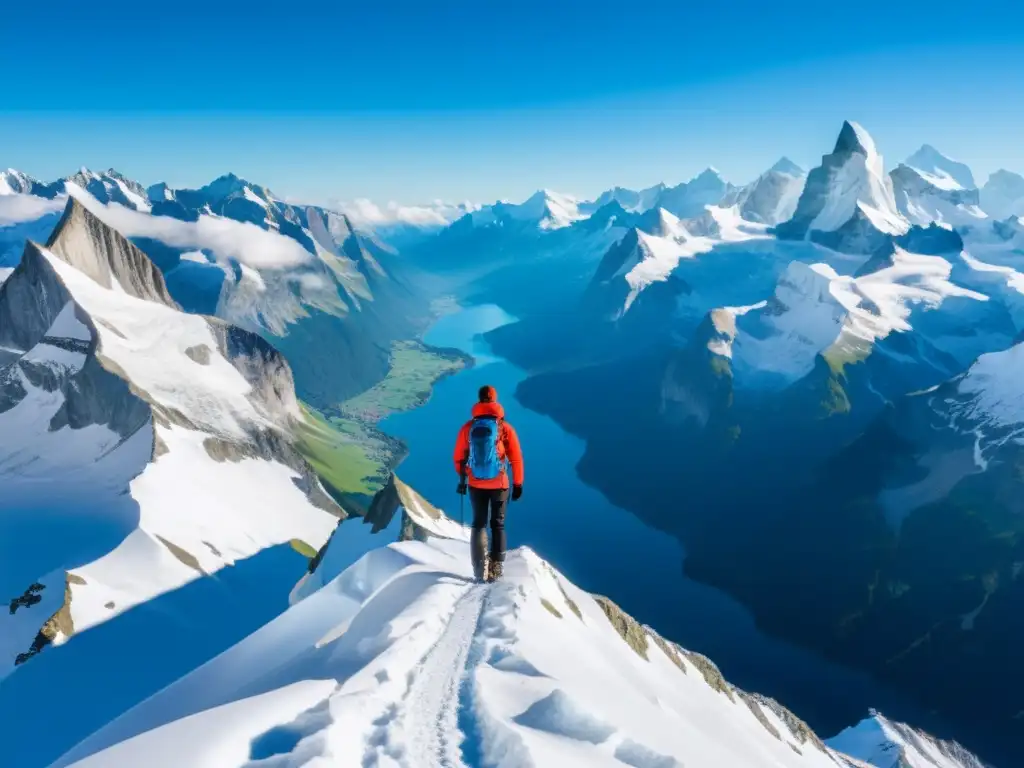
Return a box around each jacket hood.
[472,401,505,419]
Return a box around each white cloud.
[67,184,313,270]
[335,198,479,230]
[0,194,65,227]
[178,250,210,264]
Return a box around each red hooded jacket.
[454,401,524,490]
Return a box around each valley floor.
[297,339,472,499]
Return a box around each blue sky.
[2,0,1023,206]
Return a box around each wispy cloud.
[68,185,313,269]
[335,198,480,230]
[0,193,65,227]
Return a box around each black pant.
[470,486,508,561]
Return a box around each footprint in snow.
[513,688,616,745]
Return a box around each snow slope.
[890,163,987,230]
[722,158,806,225]
[56,537,850,768]
[590,206,769,318]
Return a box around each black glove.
[457,482,468,496]
[511,484,523,501]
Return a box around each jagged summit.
[723,158,807,225]
[833,120,876,156]
[45,197,178,307]
[776,120,907,253]
[587,182,666,214]
[654,168,733,219]
[905,144,976,190]
[770,157,804,177]
[0,168,44,195]
[829,712,988,768]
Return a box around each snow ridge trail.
[371,582,488,768]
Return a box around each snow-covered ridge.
[590,205,769,318]
[829,712,987,768]
[890,163,986,229]
[57,493,987,768]
[722,158,807,225]
[726,248,996,390]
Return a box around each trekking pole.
[459,459,467,528]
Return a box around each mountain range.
[419,121,1023,765]
[2,120,1021,766]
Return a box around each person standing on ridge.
[454,385,524,582]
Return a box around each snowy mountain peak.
[488,188,584,230]
[980,169,1024,220]
[636,206,684,237]
[46,197,178,307]
[200,172,262,201]
[776,120,908,252]
[905,144,976,190]
[654,169,734,219]
[691,167,725,185]
[0,168,42,195]
[833,120,877,157]
[722,159,807,225]
[770,157,804,177]
[828,713,987,768]
[588,182,667,214]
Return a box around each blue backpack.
[468,416,504,480]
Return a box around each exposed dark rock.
[184,344,212,365]
[593,594,649,660]
[540,599,563,619]
[202,541,222,557]
[681,650,736,702]
[739,692,781,741]
[45,198,179,307]
[15,573,79,666]
[751,694,829,754]
[9,583,45,615]
[49,353,152,439]
[155,535,204,574]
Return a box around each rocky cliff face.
[46,198,177,306]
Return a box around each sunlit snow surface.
[60,531,864,768]
[828,714,985,768]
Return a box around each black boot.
[471,528,489,582]
[487,558,503,582]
